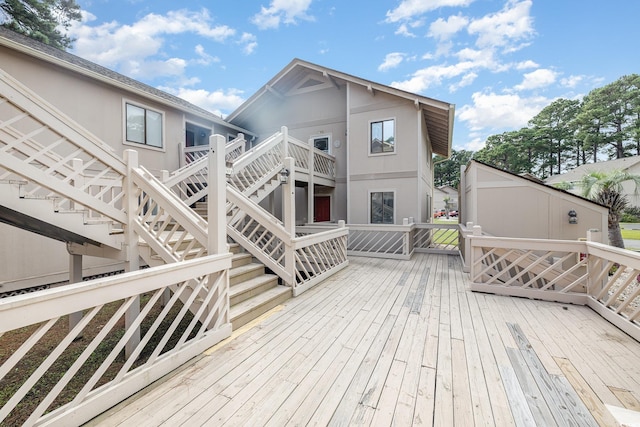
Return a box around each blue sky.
[69,0,640,152]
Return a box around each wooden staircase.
[228,243,290,329]
[137,201,291,329]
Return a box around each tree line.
[436,74,640,187]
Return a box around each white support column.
[307,138,315,224]
[123,149,140,357]
[283,156,296,237]
[283,156,296,287]
[208,134,227,255]
[68,253,83,331]
[207,134,230,329]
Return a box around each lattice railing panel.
[313,151,336,178]
[293,230,348,285]
[348,229,406,256]
[132,167,209,264]
[0,255,231,427]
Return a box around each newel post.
[283,156,296,287]
[208,134,227,255]
[586,229,603,296]
[469,225,482,282]
[123,149,140,358]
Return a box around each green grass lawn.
[621,227,640,240]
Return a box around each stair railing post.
[68,252,83,331]
[208,134,230,328]
[307,138,315,224]
[123,149,140,358]
[281,126,289,160]
[283,156,296,287]
[208,134,228,255]
[470,225,483,283]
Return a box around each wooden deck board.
[87,254,640,427]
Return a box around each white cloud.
[69,9,235,75]
[252,0,314,30]
[515,59,538,70]
[395,23,416,37]
[386,0,475,23]
[378,53,405,72]
[457,91,550,132]
[160,87,246,117]
[193,45,219,65]
[449,72,477,92]
[391,61,477,93]
[239,33,258,55]
[467,1,534,51]
[561,75,584,88]
[514,68,558,91]
[428,14,469,41]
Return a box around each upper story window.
[313,135,330,154]
[126,103,163,148]
[370,119,395,155]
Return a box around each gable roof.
[545,156,640,185]
[226,58,455,157]
[0,26,251,134]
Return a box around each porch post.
[208,134,227,255]
[68,253,83,330]
[308,138,315,224]
[281,126,289,159]
[207,134,230,328]
[283,156,296,287]
[123,149,140,358]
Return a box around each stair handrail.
[130,165,209,263]
[0,68,128,224]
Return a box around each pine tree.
[1,0,81,50]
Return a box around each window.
[370,191,394,224]
[313,135,330,153]
[126,103,163,148]
[370,119,395,154]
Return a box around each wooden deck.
[87,254,640,426]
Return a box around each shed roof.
[545,156,640,185]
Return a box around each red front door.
[314,196,331,222]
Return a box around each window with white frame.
[370,191,394,224]
[370,119,395,154]
[126,103,163,148]
[313,135,330,154]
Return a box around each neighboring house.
[433,185,459,214]
[462,160,608,243]
[545,156,640,208]
[0,26,252,290]
[226,59,455,226]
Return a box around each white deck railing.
[0,253,232,427]
[180,134,246,165]
[297,220,460,260]
[468,229,640,341]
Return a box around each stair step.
[231,252,252,268]
[230,274,279,306]
[230,262,265,286]
[230,285,291,329]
